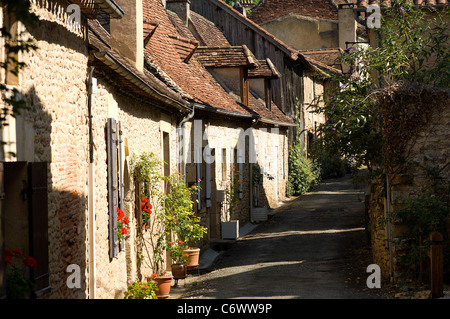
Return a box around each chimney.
[110,0,144,72]
[166,0,191,26]
[338,5,357,50]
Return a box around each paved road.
[177,174,391,299]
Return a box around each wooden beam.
[240,67,249,106]
[264,78,272,111]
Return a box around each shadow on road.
[176,174,393,299]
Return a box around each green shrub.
[313,152,349,180]
[287,142,321,197]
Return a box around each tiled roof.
[248,58,281,78]
[87,19,189,110]
[249,0,339,24]
[143,0,254,115]
[168,34,199,62]
[194,46,259,68]
[299,48,342,71]
[145,0,294,124]
[189,12,230,47]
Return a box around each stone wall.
[368,85,450,282]
[260,15,338,51]
[91,74,179,298]
[4,0,180,299]
[12,0,91,298]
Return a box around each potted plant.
[131,152,174,298]
[124,280,158,299]
[146,272,173,299]
[164,174,207,267]
[167,240,189,279]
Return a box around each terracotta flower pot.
[147,275,173,299]
[171,263,187,279]
[182,247,200,267]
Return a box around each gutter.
[193,103,296,126]
[191,102,258,120]
[93,51,190,112]
[258,117,297,127]
[93,0,125,19]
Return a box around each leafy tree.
[312,1,449,172]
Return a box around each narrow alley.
[174,174,391,299]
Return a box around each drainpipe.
[87,66,96,299]
[249,117,260,223]
[177,103,195,182]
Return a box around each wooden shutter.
[117,122,124,250]
[238,150,244,199]
[107,118,124,256]
[28,162,49,294]
[205,146,212,208]
[107,118,119,259]
[196,148,202,210]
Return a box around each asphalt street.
[173,174,391,299]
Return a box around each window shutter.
[238,149,244,200]
[28,162,49,294]
[107,118,119,259]
[205,146,212,208]
[196,147,202,211]
[117,122,124,251]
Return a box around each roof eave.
[93,50,191,112]
[93,0,125,19]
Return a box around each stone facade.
[1,0,91,298]
[1,0,294,299]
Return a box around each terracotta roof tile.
[145,0,294,124]
[248,58,281,78]
[143,0,253,115]
[194,46,259,68]
[189,12,231,47]
[87,19,188,109]
[299,48,342,68]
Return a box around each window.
[0,162,49,298]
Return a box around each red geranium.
[117,207,125,219]
[23,256,37,268]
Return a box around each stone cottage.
[142,0,296,241]
[0,0,194,299]
[0,0,299,299]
